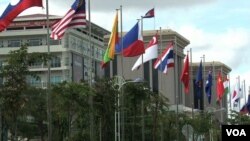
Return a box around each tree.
[0,45,49,141]
[51,81,91,141]
[20,87,47,141]
[92,78,116,141]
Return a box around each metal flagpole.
[120,5,124,77]
[190,48,194,117]
[174,36,179,141]
[228,73,231,117]
[87,0,94,141]
[238,76,241,111]
[243,80,246,105]
[140,16,145,141]
[220,67,223,123]
[203,55,206,110]
[45,0,52,141]
[119,6,125,141]
[114,9,120,141]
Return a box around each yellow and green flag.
[101,11,119,68]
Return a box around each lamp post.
[207,107,226,141]
[113,76,144,141]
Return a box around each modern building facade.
[0,14,109,87]
[104,29,231,122]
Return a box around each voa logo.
[226,129,246,136]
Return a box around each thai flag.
[115,22,145,57]
[0,0,43,32]
[153,42,174,74]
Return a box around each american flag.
[50,0,86,40]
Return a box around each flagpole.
[159,27,163,92]
[202,54,206,110]
[243,80,246,105]
[174,36,179,141]
[220,67,223,123]
[139,16,145,141]
[238,76,241,112]
[45,0,52,141]
[87,0,94,141]
[228,73,232,117]
[140,17,144,79]
[120,5,124,77]
[190,48,194,117]
[114,9,119,141]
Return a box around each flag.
[142,8,154,18]
[195,60,203,99]
[153,42,174,74]
[131,33,158,71]
[0,0,43,32]
[50,0,86,40]
[231,80,241,105]
[180,54,189,94]
[240,95,250,114]
[223,78,229,97]
[115,22,145,57]
[101,11,119,68]
[205,70,212,104]
[216,72,224,103]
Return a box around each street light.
[113,75,144,141]
[206,107,226,141]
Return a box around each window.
[8,40,21,47]
[29,60,42,68]
[51,56,61,68]
[51,76,62,84]
[28,38,42,46]
[28,77,41,87]
[0,41,3,48]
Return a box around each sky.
[1,0,250,105]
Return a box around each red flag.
[0,0,43,32]
[143,8,154,18]
[181,54,189,94]
[216,72,224,102]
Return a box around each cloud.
[176,24,250,89]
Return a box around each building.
[104,29,231,122]
[104,29,190,107]
[0,14,109,87]
[188,61,231,122]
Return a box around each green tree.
[92,78,116,141]
[51,81,91,141]
[20,87,47,141]
[0,45,49,141]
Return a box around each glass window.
[28,38,42,46]
[0,41,3,48]
[28,77,41,87]
[51,76,62,84]
[8,40,21,47]
[29,60,42,68]
[51,56,61,68]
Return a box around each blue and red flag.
[115,22,145,57]
[0,0,43,32]
[153,42,174,74]
[240,94,250,114]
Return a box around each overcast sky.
[1,0,250,104]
